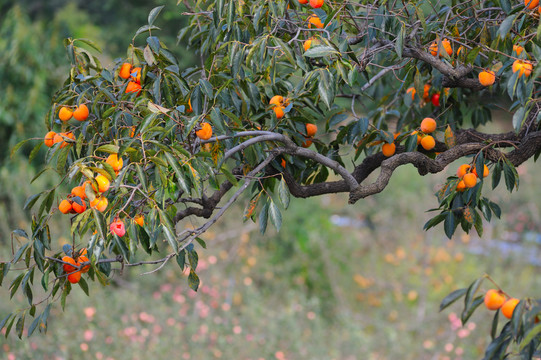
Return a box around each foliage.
[3,0,541,357]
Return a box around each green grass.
[2,158,541,359]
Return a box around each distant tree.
[3,1,541,357]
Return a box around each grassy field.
[2,155,541,359]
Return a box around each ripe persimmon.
[406,87,416,100]
[196,122,213,140]
[90,196,108,212]
[310,0,324,8]
[131,67,142,84]
[299,0,308,3]
[68,270,82,284]
[423,84,431,101]
[62,256,77,273]
[126,81,142,94]
[59,199,73,214]
[456,180,466,192]
[431,93,440,107]
[513,44,524,56]
[501,298,520,319]
[58,107,73,122]
[484,289,506,310]
[273,106,285,119]
[420,117,437,133]
[306,123,317,137]
[479,70,496,86]
[110,219,126,237]
[411,131,422,144]
[420,135,435,150]
[308,14,324,29]
[71,185,87,200]
[512,60,533,77]
[134,214,145,227]
[92,175,110,193]
[456,164,471,178]
[301,138,312,147]
[44,131,56,147]
[119,62,132,79]
[463,173,477,188]
[429,39,452,57]
[472,164,489,178]
[186,99,193,114]
[106,153,124,171]
[78,255,90,273]
[304,38,317,52]
[73,104,89,121]
[524,0,539,9]
[382,143,396,157]
[71,199,87,214]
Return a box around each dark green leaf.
[440,288,467,312]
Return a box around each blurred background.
[1,1,541,359]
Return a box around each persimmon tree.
[3,1,541,356]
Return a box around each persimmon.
[273,106,285,119]
[308,14,324,29]
[90,196,108,212]
[431,93,440,107]
[281,159,287,168]
[58,107,73,122]
[382,143,396,157]
[71,185,87,200]
[463,173,477,188]
[501,298,520,319]
[420,117,437,133]
[186,99,193,114]
[61,132,75,148]
[78,255,90,273]
[269,95,284,106]
[423,84,431,101]
[411,131,422,144]
[479,70,496,86]
[59,199,73,214]
[406,87,416,100]
[456,180,466,192]
[512,60,533,77]
[67,270,81,284]
[73,104,89,121]
[131,67,142,84]
[310,0,324,8]
[472,164,489,178]
[106,153,124,171]
[513,44,524,56]
[71,199,87,214]
[306,123,317,137]
[304,38,317,52]
[299,0,308,3]
[429,38,452,57]
[62,256,77,273]
[44,131,56,147]
[301,138,312,147]
[92,175,110,193]
[110,219,126,237]
[484,289,505,310]
[119,62,132,79]
[134,214,145,227]
[524,0,539,9]
[196,122,213,140]
[126,81,142,94]
[420,135,435,151]
[456,164,471,178]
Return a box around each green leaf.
[519,323,541,350]
[492,161,502,189]
[444,211,456,239]
[303,46,339,58]
[278,176,290,209]
[176,250,186,270]
[164,151,190,194]
[490,307,499,339]
[440,288,467,312]
[461,295,484,325]
[462,277,485,324]
[259,201,269,234]
[96,144,120,154]
[497,15,517,39]
[148,5,165,26]
[268,200,282,231]
[395,25,405,59]
[188,269,200,291]
[512,106,527,132]
[159,210,179,253]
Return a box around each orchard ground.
[2,118,541,359]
